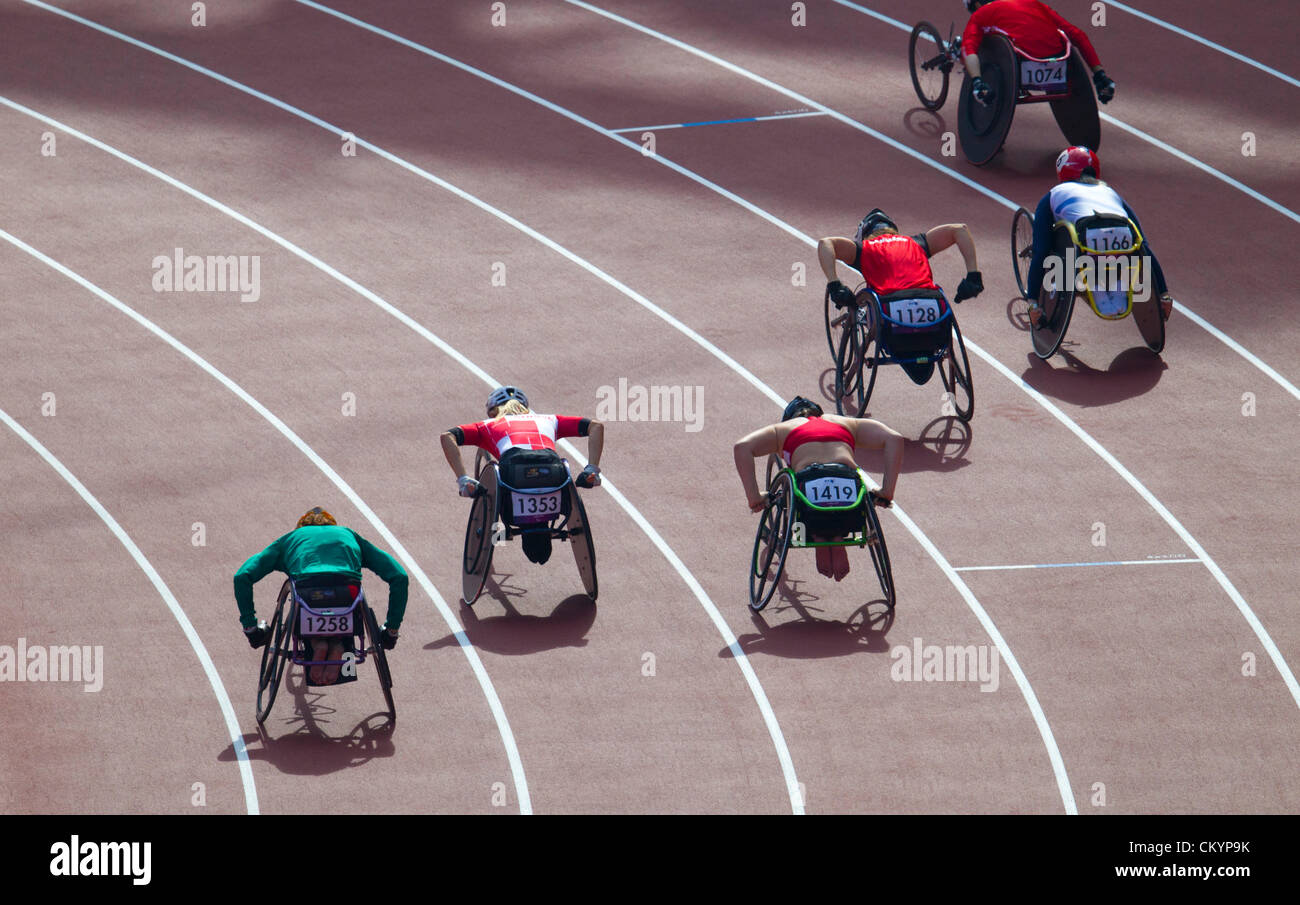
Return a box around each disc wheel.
[909,21,951,111]
[568,484,598,601]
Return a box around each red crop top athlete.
[782,417,855,465]
[452,414,591,458]
[854,232,940,294]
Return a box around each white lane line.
[954,558,1202,572]
[0,98,804,813]
[609,110,827,132]
[279,6,1077,812]
[0,404,260,815]
[0,227,533,815]
[828,0,1300,226]
[1105,1,1300,88]
[554,2,1300,712]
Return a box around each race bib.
[887,297,943,326]
[1020,59,1067,88]
[1084,225,1135,253]
[300,609,353,636]
[804,477,858,506]
[513,490,562,518]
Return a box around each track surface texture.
[2,0,1296,815]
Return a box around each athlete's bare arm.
[922,224,979,272]
[817,236,860,282]
[734,424,782,511]
[585,419,605,467]
[440,430,468,480]
[829,416,905,502]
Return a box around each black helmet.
[855,208,897,242]
[486,385,528,416]
[782,396,823,422]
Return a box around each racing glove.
[869,491,893,510]
[954,271,984,302]
[379,626,399,650]
[576,464,602,488]
[457,475,481,498]
[971,76,992,105]
[1093,69,1115,103]
[244,620,271,649]
[827,280,856,309]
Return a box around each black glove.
[1093,69,1115,103]
[244,620,271,649]
[379,627,399,650]
[575,464,602,488]
[827,280,856,308]
[971,76,992,105]
[954,271,983,302]
[869,491,893,509]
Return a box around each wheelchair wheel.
[1011,206,1034,299]
[749,470,794,612]
[835,310,876,417]
[255,582,292,724]
[909,21,950,111]
[938,317,974,423]
[1031,224,1077,359]
[461,459,498,606]
[957,36,1017,165]
[1050,49,1101,150]
[363,604,396,725]
[864,498,896,610]
[567,484,598,601]
[824,285,855,362]
[1132,293,1166,354]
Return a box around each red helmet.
[1056,146,1100,182]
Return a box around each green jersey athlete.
[235,507,408,684]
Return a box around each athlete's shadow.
[220,673,395,776]
[903,106,948,142]
[426,586,596,656]
[1021,346,1166,406]
[723,591,894,660]
[856,416,972,473]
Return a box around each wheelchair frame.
[256,576,395,725]
[748,456,895,613]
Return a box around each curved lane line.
[0,227,532,814]
[0,404,260,815]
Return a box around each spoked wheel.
[864,498,895,610]
[255,582,293,724]
[363,605,396,725]
[938,317,974,422]
[1031,224,1077,359]
[1011,206,1035,299]
[461,459,498,605]
[567,484,598,601]
[835,307,876,416]
[909,21,951,110]
[749,470,794,612]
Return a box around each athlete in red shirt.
[962,0,1114,106]
[441,386,605,562]
[819,208,983,314]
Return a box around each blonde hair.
[492,399,531,418]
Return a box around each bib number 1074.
[1021,60,1066,87]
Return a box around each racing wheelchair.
[749,455,894,612]
[826,282,973,421]
[908,23,1100,164]
[462,448,597,605]
[256,575,395,725]
[1011,206,1165,358]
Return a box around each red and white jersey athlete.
[454,414,591,458]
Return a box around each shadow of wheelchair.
[221,672,396,776]
[903,106,948,141]
[426,591,596,656]
[1022,345,1167,407]
[723,593,895,660]
[856,416,973,474]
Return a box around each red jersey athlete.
[819,208,983,314]
[441,386,605,563]
[963,0,1115,106]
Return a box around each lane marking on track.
[609,110,827,132]
[954,558,1201,572]
[1105,1,1300,88]
[0,97,804,814]
[831,0,1300,227]
[0,404,260,815]
[549,2,1300,712]
[0,227,533,815]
